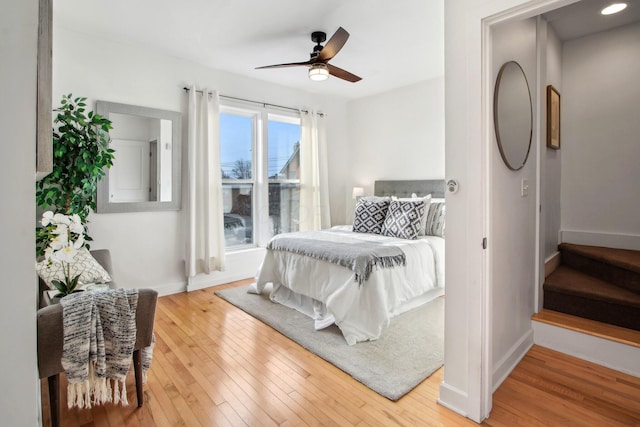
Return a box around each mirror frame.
[493,60,533,171]
[96,100,182,213]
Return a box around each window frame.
[219,101,301,251]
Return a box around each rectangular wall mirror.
[96,101,182,213]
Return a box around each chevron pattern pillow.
[425,202,446,237]
[381,199,427,240]
[353,198,390,234]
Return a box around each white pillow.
[392,194,431,235]
[360,195,391,202]
[425,202,446,237]
[36,247,112,289]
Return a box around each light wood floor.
[41,280,640,426]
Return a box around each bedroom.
[50,1,445,295]
[2,0,640,425]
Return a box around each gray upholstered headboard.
[374,180,445,199]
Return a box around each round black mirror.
[493,61,532,171]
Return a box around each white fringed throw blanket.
[60,288,154,409]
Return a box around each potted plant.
[36,94,114,256]
[39,211,87,298]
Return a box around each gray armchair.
[37,250,157,427]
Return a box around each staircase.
[543,243,640,331]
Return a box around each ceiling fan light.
[308,63,329,81]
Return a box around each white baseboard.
[560,230,640,251]
[532,320,640,377]
[186,247,266,292]
[492,329,534,392]
[187,272,255,292]
[153,280,187,297]
[437,381,468,418]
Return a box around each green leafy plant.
[36,94,114,256]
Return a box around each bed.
[248,180,446,345]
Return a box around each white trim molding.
[492,330,534,392]
[186,247,265,292]
[437,382,469,418]
[532,321,640,377]
[560,230,640,251]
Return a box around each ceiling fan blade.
[256,60,313,69]
[327,64,362,83]
[316,27,349,62]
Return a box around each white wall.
[441,0,545,422]
[53,27,351,293]
[0,1,40,424]
[346,78,445,218]
[543,23,562,259]
[490,17,537,391]
[561,22,640,245]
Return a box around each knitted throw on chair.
[60,288,154,408]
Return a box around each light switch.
[521,179,529,197]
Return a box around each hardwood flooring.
[41,280,640,426]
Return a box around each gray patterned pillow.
[35,247,112,289]
[393,194,431,235]
[381,199,427,240]
[425,202,446,237]
[353,199,390,234]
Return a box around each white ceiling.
[544,0,640,41]
[53,0,445,100]
[54,0,639,100]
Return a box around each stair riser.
[544,290,640,331]
[562,251,640,294]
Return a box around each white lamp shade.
[309,63,329,81]
[352,187,364,199]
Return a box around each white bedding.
[248,226,445,345]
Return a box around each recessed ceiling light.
[601,3,627,15]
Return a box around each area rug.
[214,284,444,401]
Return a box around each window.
[220,111,255,248]
[268,115,301,236]
[220,105,301,250]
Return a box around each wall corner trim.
[438,382,469,419]
[492,329,534,392]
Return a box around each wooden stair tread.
[545,265,640,308]
[533,309,640,349]
[560,242,640,274]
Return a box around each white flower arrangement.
[40,211,87,296]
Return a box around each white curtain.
[299,110,331,231]
[185,86,225,280]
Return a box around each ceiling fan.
[256,27,362,83]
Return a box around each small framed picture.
[547,85,560,149]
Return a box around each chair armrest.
[37,304,64,379]
[135,289,158,350]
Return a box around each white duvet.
[248,227,445,345]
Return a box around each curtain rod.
[182,87,325,117]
